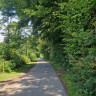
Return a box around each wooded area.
[0,0,96,96]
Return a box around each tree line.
[0,0,96,96]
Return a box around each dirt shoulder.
[53,67,69,96]
[0,63,36,87]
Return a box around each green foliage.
[21,55,31,64]
[50,44,66,64]
[12,53,25,68]
[0,59,3,72]
[0,43,3,55]
[0,61,36,81]
[4,60,16,72]
[0,60,16,72]
[3,45,11,60]
[70,60,96,96]
[0,0,96,95]
[33,0,96,95]
[38,39,50,59]
[51,61,84,96]
[28,53,37,61]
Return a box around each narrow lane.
[0,58,67,96]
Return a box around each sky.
[0,12,18,42]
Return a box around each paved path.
[0,58,67,96]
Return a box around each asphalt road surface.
[0,58,67,96]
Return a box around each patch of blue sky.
[0,11,18,42]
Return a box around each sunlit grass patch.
[0,61,36,81]
[49,61,63,72]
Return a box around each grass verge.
[0,62,36,82]
[50,61,84,96]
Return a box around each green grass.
[50,62,62,72]
[0,62,36,81]
[50,61,84,96]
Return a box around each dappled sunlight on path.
[0,58,67,96]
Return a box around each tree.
[0,0,96,95]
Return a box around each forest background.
[0,0,96,96]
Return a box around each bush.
[68,59,96,96]
[0,59,3,72]
[28,53,37,61]
[12,53,25,68]
[3,46,12,60]
[0,60,16,72]
[21,55,31,63]
[35,52,40,57]
[5,60,16,72]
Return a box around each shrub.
[69,59,96,96]
[35,52,40,57]
[0,59,3,72]
[29,53,37,61]
[0,60,16,72]
[5,60,16,72]
[12,53,25,68]
[21,55,31,63]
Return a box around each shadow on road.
[0,58,67,96]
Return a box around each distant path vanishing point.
[0,58,67,96]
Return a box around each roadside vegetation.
[0,22,39,81]
[0,62,36,81]
[51,62,84,96]
[0,35,39,81]
[0,0,96,96]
